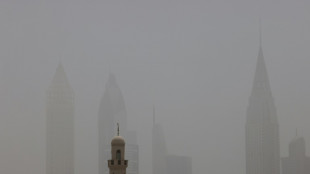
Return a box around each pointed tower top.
[107,72,117,87]
[246,22,277,124]
[49,62,72,89]
[259,17,262,49]
[251,20,271,95]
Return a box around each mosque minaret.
[108,124,128,174]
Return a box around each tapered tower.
[46,63,75,174]
[245,26,280,174]
[99,73,138,174]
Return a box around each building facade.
[282,136,310,174]
[152,107,167,174]
[245,35,280,174]
[46,63,75,174]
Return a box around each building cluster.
[46,63,192,174]
[45,29,307,174]
[245,30,310,174]
[46,63,139,174]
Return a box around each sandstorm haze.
[0,0,310,174]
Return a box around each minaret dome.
[111,136,125,146]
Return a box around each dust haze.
[0,1,310,174]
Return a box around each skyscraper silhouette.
[282,135,310,174]
[98,73,138,174]
[152,107,167,174]
[46,63,75,174]
[245,28,280,174]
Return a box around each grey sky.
[0,0,310,174]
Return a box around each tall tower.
[99,73,138,174]
[152,107,167,174]
[282,135,310,174]
[108,125,128,174]
[245,27,280,174]
[46,63,75,174]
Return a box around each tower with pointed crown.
[98,73,138,174]
[46,63,75,174]
[245,26,280,174]
[108,124,128,174]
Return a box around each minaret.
[245,25,280,174]
[108,124,128,174]
[46,63,75,174]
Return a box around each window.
[116,150,121,160]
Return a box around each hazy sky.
[0,0,310,174]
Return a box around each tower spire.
[259,17,262,49]
[251,19,271,97]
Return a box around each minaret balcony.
[108,160,128,167]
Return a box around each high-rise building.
[166,155,192,174]
[282,136,310,174]
[126,131,139,174]
[46,63,75,174]
[152,107,167,174]
[98,73,138,174]
[245,29,280,174]
[108,126,128,174]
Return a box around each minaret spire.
[117,123,120,136]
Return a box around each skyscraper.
[125,131,139,174]
[46,63,75,174]
[282,135,310,174]
[245,29,280,174]
[98,73,138,174]
[152,107,167,174]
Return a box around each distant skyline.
[0,1,310,174]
